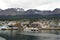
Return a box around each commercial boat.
[23,27,39,32]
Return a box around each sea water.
[0,30,60,40]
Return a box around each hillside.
[0,8,60,20]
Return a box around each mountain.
[0,8,25,15]
[25,9,53,15]
[53,8,60,14]
[0,8,60,20]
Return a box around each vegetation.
[0,14,60,21]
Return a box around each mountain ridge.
[0,8,60,20]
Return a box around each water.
[0,30,60,40]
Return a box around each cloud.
[35,2,60,10]
[0,0,60,10]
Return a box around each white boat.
[23,27,39,32]
[0,25,18,30]
[8,25,18,30]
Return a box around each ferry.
[23,27,39,32]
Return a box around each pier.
[1,28,60,30]
[38,28,60,30]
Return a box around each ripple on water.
[0,37,6,40]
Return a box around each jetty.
[38,28,60,30]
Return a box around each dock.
[38,28,60,30]
[1,28,18,30]
[1,28,60,30]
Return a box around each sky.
[0,0,60,10]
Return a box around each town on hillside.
[0,19,60,32]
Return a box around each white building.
[31,21,50,28]
[21,21,30,27]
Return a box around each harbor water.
[0,30,60,40]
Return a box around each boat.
[0,25,18,30]
[23,27,39,32]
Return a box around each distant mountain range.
[0,8,60,20]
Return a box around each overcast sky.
[0,0,60,10]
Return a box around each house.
[40,21,50,28]
[31,21,40,28]
[7,21,21,27]
[21,21,30,28]
[49,20,58,28]
[31,21,50,28]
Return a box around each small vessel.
[0,25,18,30]
[23,27,39,32]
